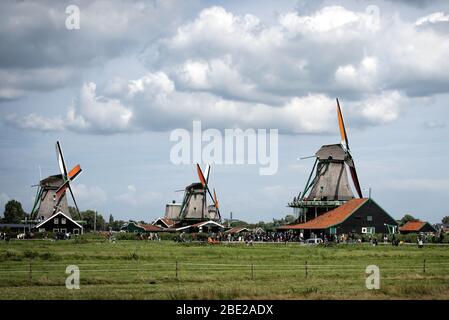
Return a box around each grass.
[0,240,448,299]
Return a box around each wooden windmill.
[173,164,221,223]
[289,99,363,222]
[30,141,82,221]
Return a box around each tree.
[442,216,449,224]
[399,214,417,226]
[69,206,81,220]
[109,214,114,225]
[284,214,296,224]
[3,200,27,223]
[80,210,106,231]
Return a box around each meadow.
[1,239,448,299]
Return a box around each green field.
[1,239,449,299]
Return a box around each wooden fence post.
[305,260,308,278]
[423,259,426,274]
[29,261,32,285]
[251,263,254,280]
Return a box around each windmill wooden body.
[164,164,221,225]
[289,99,363,222]
[30,141,82,221]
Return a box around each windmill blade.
[336,98,350,150]
[67,164,82,181]
[56,182,69,200]
[204,164,211,183]
[345,157,363,198]
[196,163,219,208]
[213,188,219,210]
[68,184,81,215]
[56,141,68,177]
[196,163,207,188]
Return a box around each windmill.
[168,164,221,224]
[30,141,82,221]
[289,99,363,222]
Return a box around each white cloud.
[6,5,449,134]
[71,184,107,208]
[415,12,449,26]
[67,82,133,133]
[353,91,404,125]
[5,113,65,131]
[115,185,162,206]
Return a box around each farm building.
[0,223,34,233]
[278,198,398,238]
[176,220,224,233]
[34,211,83,235]
[152,218,176,229]
[120,221,163,233]
[399,221,436,234]
[225,227,250,235]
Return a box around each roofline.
[35,211,83,229]
[327,197,398,230]
[176,220,224,231]
[301,198,368,230]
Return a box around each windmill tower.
[166,164,221,225]
[289,99,363,222]
[30,141,82,221]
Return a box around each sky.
[1,0,449,224]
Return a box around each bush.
[115,232,140,240]
[39,251,55,260]
[158,232,179,241]
[23,250,39,259]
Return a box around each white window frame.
[54,218,59,225]
[53,228,59,233]
[60,228,67,234]
[362,227,375,234]
[73,229,80,235]
[61,218,66,225]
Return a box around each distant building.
[225,227,250,235]
[0,223,34,233]
[278,198,398,238]
[176,220,224,233]
[152,218,176,229]
[120,221,163,233]
[35,211,83,235]
[399,221,436,234]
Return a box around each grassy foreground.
[0,239,448,300]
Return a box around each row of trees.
[2,199,449,231]
[0,200,126,231]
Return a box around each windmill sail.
[31,141,82,220]
[336,99,363,198]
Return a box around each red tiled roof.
[162,218,174,226]
[399,221,426,232]
[139,224,163,232]
[279,198,368,230]
[226,227,249,234]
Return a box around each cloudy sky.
[1,0,449,223]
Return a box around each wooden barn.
[152,218,176,229]
[278,198,398,238]
[120,221,163,233]
[34,211,83,235]
[399,221,436,234]
[176,220,224,233]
